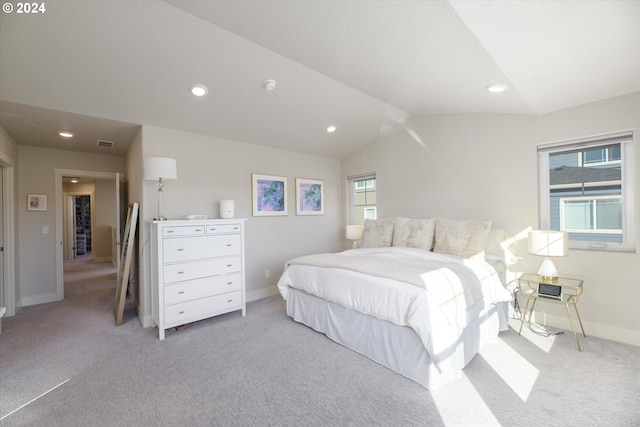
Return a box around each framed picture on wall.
[296,178,324,215]
[27,194,47,212]
[252,173,288,216]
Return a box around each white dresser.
[150,219,246,340]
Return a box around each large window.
[538,131,635,251]
[347,173,376,226]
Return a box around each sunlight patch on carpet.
[431,375,501,426]
[480,337,539,401]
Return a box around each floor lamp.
[144,157,177,221]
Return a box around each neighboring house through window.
[537,131,635,251]
[347,173,376,226]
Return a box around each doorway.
[55,169,123,301]
[65,193,93,260]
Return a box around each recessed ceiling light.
[189,84,208,97]
[58,131,74,138]
[70,178,79,183]
[486,84,509,93]
[326,125,337,133]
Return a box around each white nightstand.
[517,273,586,350]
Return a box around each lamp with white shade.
[144,157,177,221]
[528,230,568,283]
[346,225,364,249]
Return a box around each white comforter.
[277,247,512,367]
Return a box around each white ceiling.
[1,0,639,159]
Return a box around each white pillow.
[360,218,395,248]
[433,217,492,258]
[392,217,435,251]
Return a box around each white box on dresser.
[150,219,247,340]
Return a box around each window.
[347,173,376,226]
[538,131,635,251]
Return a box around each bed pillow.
[360,218,395,248]
[392,217,435,251]
[433,217,492,258]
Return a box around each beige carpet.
[1,257,639,426]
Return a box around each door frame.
[1,164,15,316]
[55,169,122,300]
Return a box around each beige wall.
[343,92,640,346]
[135,125,343,327]
[17,145,125,306]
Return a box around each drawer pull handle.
[227,282,233,285]
[211,228,216,231]
[195,229,202,232]
[177,248,184,252]
[226,244,232,247]
[167,230,174,234]
[227,300,233,303]
[178,291,185,294]
[227,264,233,267]
[177,271,184,275]
[178,311,185,315]
[233,227,239,230]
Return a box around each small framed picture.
[296,178,324,215]
[27,194,47,212]
[252,174,288,216]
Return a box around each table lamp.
[346,225,364,249]
[144,157,177,221]
[528,230,568,283]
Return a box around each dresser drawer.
[164,274,242,305]
[163,234,241,263]
[164,291,242,325]
[162,225,206,237]
[206,224,242,234]
[163,256,241,283]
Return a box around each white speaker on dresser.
[150,219,246,340]
[220,200,235,218]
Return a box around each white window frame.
[538,130,635,252]
[347,172,376,225]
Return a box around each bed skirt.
[285,288,511,391]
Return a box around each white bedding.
[277,247,512,370]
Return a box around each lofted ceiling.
[1,0,639,159]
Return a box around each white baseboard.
[535,312,640,347]
[19,292,62,307]
[246,286,279,302]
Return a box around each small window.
[538,131,635,251]
[347,173,376,226]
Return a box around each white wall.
[16,145,125,306]
[135,125,342,327]
[342,92,640,346]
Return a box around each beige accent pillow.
[433,217,492,258]
[360,218,395,248]
[392,217,435,251]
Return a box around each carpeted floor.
[1,257,639,426]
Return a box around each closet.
[74,195,91,256]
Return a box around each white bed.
[277,217,513,390]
